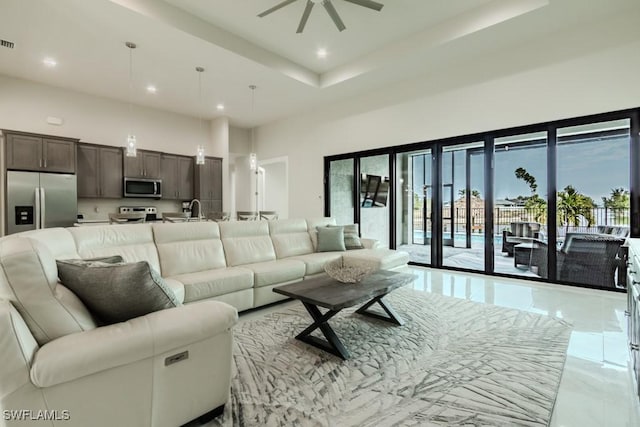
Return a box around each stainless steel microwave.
[123,177,162,198]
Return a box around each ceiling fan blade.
[258,0,299,17]
[323,0,346,32]
[296,1,315,33]
[342,0,384,11]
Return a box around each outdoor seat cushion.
[290,252,344,276]
[242,259,306,287]
[343,249,409,271]
[170,267,254,303]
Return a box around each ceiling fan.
[258,0,384,33]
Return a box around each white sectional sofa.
[0,218,408,426]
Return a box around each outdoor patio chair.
[502,221,541,256]
[529,235,626,287]
[557,234,626,288]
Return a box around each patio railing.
[412,207,629,237]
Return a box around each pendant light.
[195,66,206,165]
[125,42,137,157]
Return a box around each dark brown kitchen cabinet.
[5,132,76,173]
[161,155,194,201]
[77,143,123,198]
[161,155,178,200]
[123,149,161,179]
[77,144,99,197]
[177,156,194,200]
[194,157,222,216]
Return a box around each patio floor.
[397,243,540,277]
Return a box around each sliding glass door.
[327,158,355,225]
[360,154,390,247]
[396,149,432,265]
[493,131,548,278]
[325,108,638,291]
[555,119,630,288]
[441,142,485,271]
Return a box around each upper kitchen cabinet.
[123,149,161,179]
[194,157,222,216]
[161,154,194,200]
[161,155,178,200]
[5,131,77,173]
[177,156,194,200]
[77,143,123,198]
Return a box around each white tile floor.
[240,266,640,426]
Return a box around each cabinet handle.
[624,310,630,317]
[39,158,42,168]
[631,343,640,351]
[44,158,47,168]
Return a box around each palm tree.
[602,188,630,225]
[458,189,481,198]
[557,185,596,232]
[514,167,546,223]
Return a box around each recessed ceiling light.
[43,57,57,67]
[316,48,328,59]
[146,85,157,94]
[216,103,225,111]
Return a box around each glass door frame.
[324,107,640,292]
[324,148,395,241]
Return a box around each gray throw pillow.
[56,257,179,324]
[316,226,346,252]
[329,224,364,250]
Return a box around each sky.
[411,136,629,206]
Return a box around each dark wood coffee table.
[273,270,416,360]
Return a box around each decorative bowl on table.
[324,258,375,284]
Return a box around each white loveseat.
[0,218,408,426]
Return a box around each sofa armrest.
[30,301,237,388]
[361,238,384,249]
[0,301,40,399]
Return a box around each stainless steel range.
[119,206,158,222]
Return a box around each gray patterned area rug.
[208,287,571,427]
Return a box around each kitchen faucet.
[189,199,202,221]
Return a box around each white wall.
[0,75,211,154]
[229,126,251,154]
[228,126,253,216]
[254,21,640,219]
[0,74,231,225]
[260,158,288,219]
[210,117,230,210]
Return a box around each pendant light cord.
[249,85,256,152]
[198,69,203,134]
[128,45,133,135]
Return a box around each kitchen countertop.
[74,217,210,226]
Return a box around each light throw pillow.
[329,224,364,250]
[56,257,179,324]
[316,226,346,252]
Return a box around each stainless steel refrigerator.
[6,171,77,235]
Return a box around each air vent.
[1,39,15,49]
